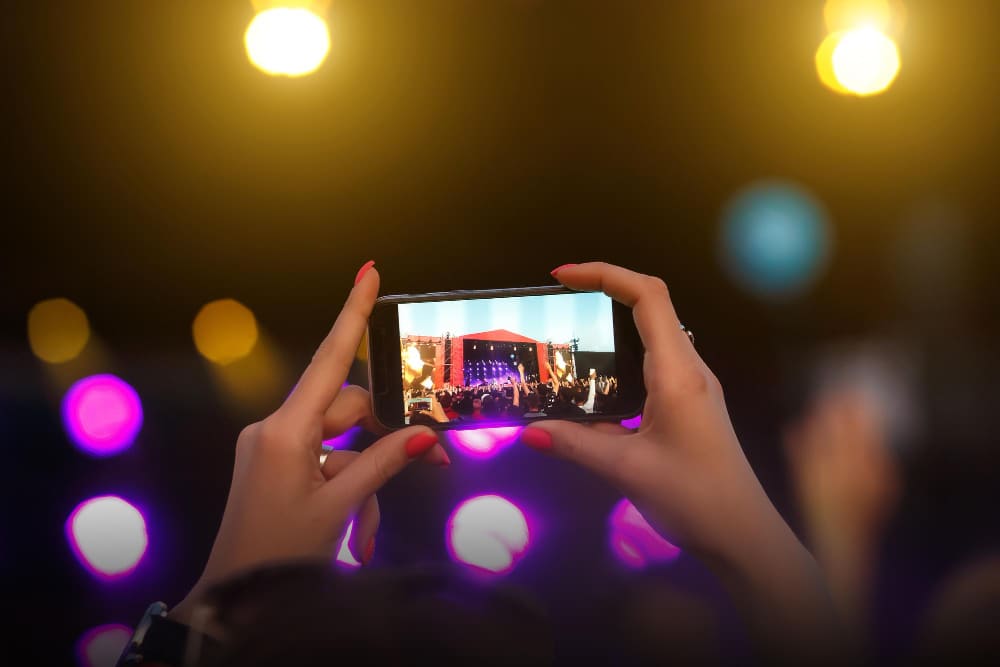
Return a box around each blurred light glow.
[66,496,148,579]
[720,181,831,299]
[620,414,642,430]
[815,32,852,95]
[447,494,530,575]
[76,624,132,667]
[62,374,143,457]
[448,426,521,459]
[27,298,90,363]
[245,8,330,77]
[193,299,259,365]
[323,425,361,450]
[335,519,361,568]
[824,0,893,32]
[831,26,901,97]
[608,498,680,569]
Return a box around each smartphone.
[368,285,645,430]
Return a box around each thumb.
[319,426,443,511]
[520,421,628,481]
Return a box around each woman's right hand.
[520,262,840,659]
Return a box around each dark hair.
[199,562,554,666]
[438,393,453,410]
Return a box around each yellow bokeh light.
[356,330,368,362]
[824,0,892,32]
[832,26,901,97]
[28,298,91,363]
[193,299,259,365]
[815,32,851,95]
[245,7,330,77]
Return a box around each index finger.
[551,262,695,370]
[282,262,379,420]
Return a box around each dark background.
[3,0,999,663]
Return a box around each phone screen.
[393,290,625,426]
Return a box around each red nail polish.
[354,260,376,285]
[550,263,578,277]
[363,537,375,566]
[521,428,553,450]
[405,432,438,458]
[439,448,452,467]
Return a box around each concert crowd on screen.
[404,358,621,425]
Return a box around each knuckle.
[664,365,712,398]
[255,418,286,451]
[236,422,261,452]
[707,370,725,397]
[646,275,670,298]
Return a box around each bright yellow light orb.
[28,298,91,363]
[831,26,901,97]
[193,299,259,365]
[824,0,893,32]
[815,32,851,95]
[244,8,330,77]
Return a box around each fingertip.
[405,429,439,458]
[520,426,553,451]
[354,260,376,286]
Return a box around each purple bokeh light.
[66,495,148,580]
[448,426,522,459]
[620,413,643,430]
[323,426,362,450]
[608,498,680,569]
[76,624,132,667]
[61,374,143,457]
[446,494,531,575]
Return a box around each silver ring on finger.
[679,323,695,345]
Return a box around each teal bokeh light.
[720,182,832,298]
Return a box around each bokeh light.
[323,425,362,451]
[447,494,531,575]
[192,299,259,365]
[245,8,331,77]
[824,0,893,32]
[62,374,143,457]
[76,624,132,667]
[335,519,361,568]
[27,298,90,363]
[448,426,522,459]
[832,26,901,97]
[621,413,642,430]
[720,181,832,299]
[66,496,148,580]
[815,32,852,95]
[608,498,680,569]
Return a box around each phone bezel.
[368,285,645,431]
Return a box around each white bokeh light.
[76,624,132,667]
[66,496,148,579]
[446,494,530,575]
[335,519,361,568]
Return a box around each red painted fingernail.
[354,260,376,285]
[363,537,375,566]
[521,428,553,451]
[405,432,438,458]
[550,263,578,276]
[438,448,452,467]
